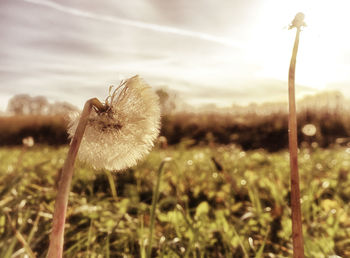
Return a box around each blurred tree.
[49,101,78,115]
[7,94,50,115]
[7,94,32,115]
[31,96,49,114]
[156,88,176,114]
[7,94,78,115]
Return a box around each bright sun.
[251,0,350,91]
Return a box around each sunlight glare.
[250,0,350,90]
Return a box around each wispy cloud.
[21,0,243,49]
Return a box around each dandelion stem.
[105,169,118,199]
[47,98,105,258]
[146,159,170,258]
[288,16,305,258]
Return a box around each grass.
[0,144,350,257]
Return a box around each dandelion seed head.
[68,75,161,171]
[290,12,306,29]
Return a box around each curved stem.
[288,27,305,258]
[47,98,104,258]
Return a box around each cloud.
[21,0,244,49]
[173,78,319,106]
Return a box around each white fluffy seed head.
[68,75,161,171]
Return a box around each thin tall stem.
[288,27,305,258]
[47,98,104,258]
[146,159,169,258]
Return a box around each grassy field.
[0,144,349,257]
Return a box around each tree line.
[1,91,350,151]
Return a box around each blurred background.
[1,0,350,150]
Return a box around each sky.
[1,0,350,111]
